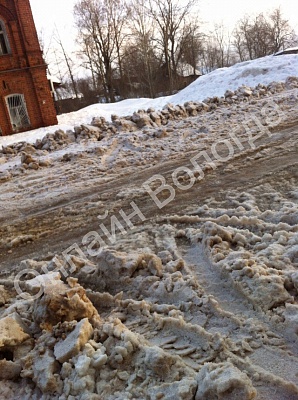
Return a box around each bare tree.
[74,0,129,102]
[147,0,195,94]
[199,23,235,73]
[201,40,223,73]
[269,7,296,53]
[212,23,233,68]
[121,0,161,97]
[54,30,80,99]
[179,18,204,75]
[38,29,62,81]
[233,8,296,60]
[233,14,266,60]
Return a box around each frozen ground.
[0,55,298,399]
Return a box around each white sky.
[30,0,77,52]
[29,0,298,43]
[199,0,298,31]
[29,0,298,75]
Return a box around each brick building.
[0,0,57,136]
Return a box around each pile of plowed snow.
[0,54,297,148]
[171,54,298,104]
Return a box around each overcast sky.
[30,0,298,38]
[200,0,298,30]
[29,0,298,75]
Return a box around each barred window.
[5,94,31,131]
[0,19,10,55]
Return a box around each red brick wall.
[0,0,57,136]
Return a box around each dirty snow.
[0,54,298,400]
[1,54,298,148]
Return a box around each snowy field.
[0,54,298,400]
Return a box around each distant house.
[155,62,202,96]
[47,74,61,100]
[177,62,202,89]
[0,0,57,136]
[274,47,298,56]
[177,62,202,78]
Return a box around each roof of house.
[274,47,298,56]
[177,62,202,77]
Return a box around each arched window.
[5,94,31,131]
[0,19,10,55]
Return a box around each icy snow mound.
[62,54,298,124]
[0,54,297,148]
[171,54,298,104]
[57,96,169,127]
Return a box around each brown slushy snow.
[0,78,298,399]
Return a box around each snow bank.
[171,54,298,104]
[0,54,297,148]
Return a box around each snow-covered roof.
[47,74,61,84]
[54,87,84,100]
[274,47,298,56]
[177,62,202,77]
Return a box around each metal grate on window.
[5,94,31,131]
